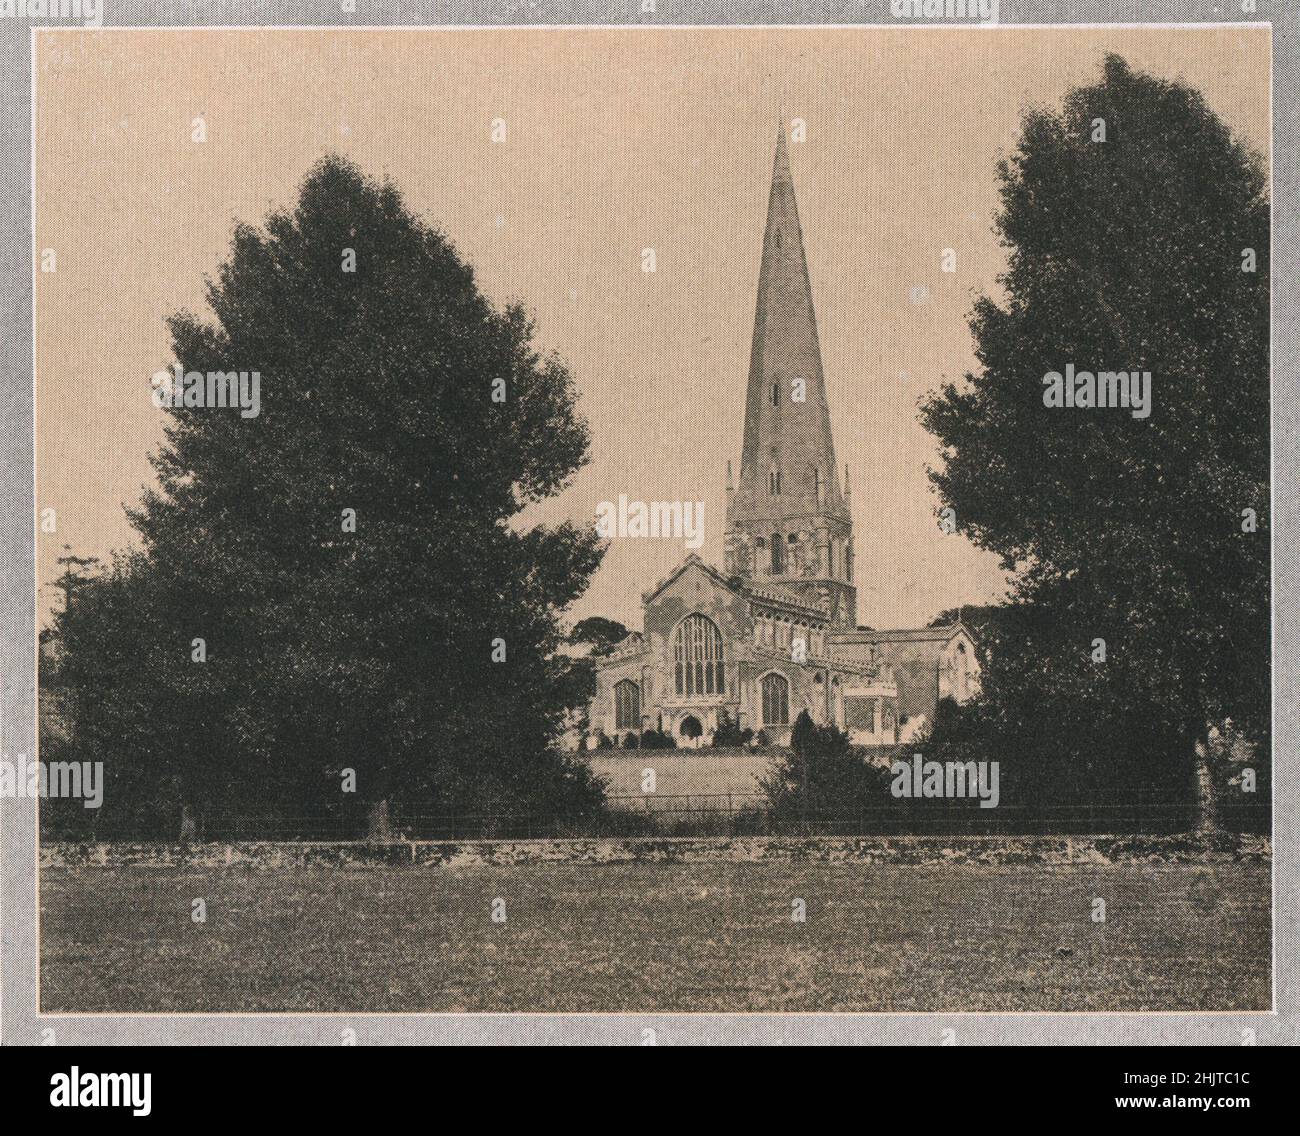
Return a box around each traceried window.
[673,614,725,698]
[761,672,790,726]
[614,679,642,732]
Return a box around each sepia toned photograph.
[29,21,1271,1019]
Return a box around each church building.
[587,129,979,748]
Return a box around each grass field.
[40,861,1270,1013]
[584,750,773,804]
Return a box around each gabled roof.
[640,554,741,606]
[832,621,976,645]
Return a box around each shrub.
[759,710,893,825]
[711,709,751,748]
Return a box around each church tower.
[725,127,857,631]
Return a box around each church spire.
[724,127,856,630]
[730,124,847,530]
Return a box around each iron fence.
[45,793,1268,843]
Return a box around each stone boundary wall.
[41,832,1271,871]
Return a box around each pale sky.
[35,26,1270,631]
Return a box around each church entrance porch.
[678,714,704,746]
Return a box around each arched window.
[771,382,780,407]
[771,533,784,574]
[673,614,725,698]
[614,679,641,732]
[761,672,790,726]
[768,469,781,496]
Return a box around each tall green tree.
[58,155,607,836]
[920,56,1269,804]
[759,711,889,825]
[568,616,630,656]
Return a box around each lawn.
[584,749,773,805]
[39,860,1270,1013]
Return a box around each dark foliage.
[759,711,892,822]
[52,156,608,838]
[711,708,753,748]
[918,56,1269,820]
[569,616,630,656]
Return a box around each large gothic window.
[762,672,790,726]
[674,614,725,698]
[770,533,784,575]
[614,679,641,731]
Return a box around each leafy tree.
[759,710,890,824]
[57,155,607,836]
[569,616,630,656]
[559,616,629,742]
[49,546,101,616]
[926,604,1015,664]
[711,708,752,748]
[919,56,1269,810]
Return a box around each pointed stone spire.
[729,124,847,529]
[723,127,856,629]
